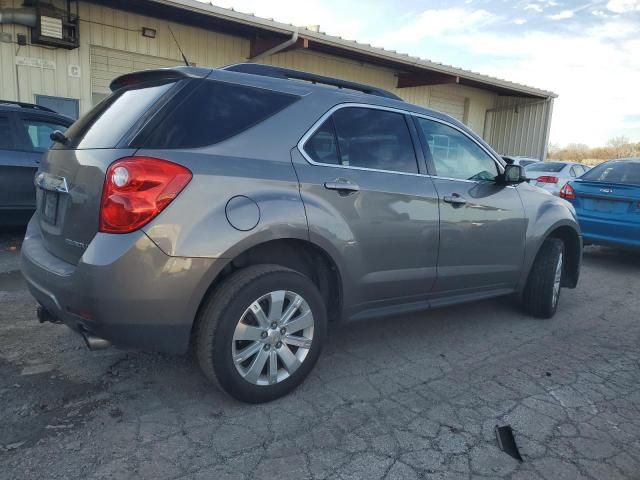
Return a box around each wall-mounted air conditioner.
[28,0,79,49]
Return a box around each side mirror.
[499,164,527,185]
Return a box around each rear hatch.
[34,69,205,264]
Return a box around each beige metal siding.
[485,97,554,159]
[90,46,177,97]
[427,90,466,122]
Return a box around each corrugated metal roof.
[149,0,558,99]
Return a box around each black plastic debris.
[495,425,523,461]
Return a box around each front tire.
[522,238,564,318]
[196,265,327,403]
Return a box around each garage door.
[90,46,181,105]
[429,91,466,123]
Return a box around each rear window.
[133,80,299,149]
[60,80,178,149]
[582,161,640,185]
[525,162,566,173]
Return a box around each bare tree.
[607,136,630,158]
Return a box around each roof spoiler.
[223,63,402,101]
[110,67,212,92]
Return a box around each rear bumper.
[20,218,222,354]
[579,216,640,249]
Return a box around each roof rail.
[222,63,402,101]
[0,100,56,113]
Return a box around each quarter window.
[305,107,418,174]
[416,118,498,181]
[135,80,299,149]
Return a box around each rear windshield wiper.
[50,130,69,146]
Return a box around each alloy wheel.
[231,290,314,386]
[552,252,563,307]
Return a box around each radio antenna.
[168,25,190,67]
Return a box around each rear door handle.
[324,180,360,194]
[443,194,467,206]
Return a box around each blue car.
[560,158,640,249]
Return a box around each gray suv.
[21,64,582,402]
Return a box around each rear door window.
[19,118,70,152]
[305,107,418,174]
[134,80,299,149]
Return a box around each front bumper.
[20,218,221,354]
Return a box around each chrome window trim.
[296,102,506,182]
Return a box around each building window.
[35,95,79,119]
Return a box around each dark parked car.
[0,101,72,226]
[561,158,640,249]
[21,65,582,402]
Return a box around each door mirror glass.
[503,164,527,184]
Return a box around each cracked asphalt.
[1,228,640,480]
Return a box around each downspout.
[0,8,37,27]
[251,28,299,60]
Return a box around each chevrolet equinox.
[21,64,582,402]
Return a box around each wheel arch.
[521,222,582,292]
[191,237,344,341]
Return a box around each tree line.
[548,136,640,165]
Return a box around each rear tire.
[196,264,326,403]
[522,238,564,318]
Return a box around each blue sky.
[208,0,640,146]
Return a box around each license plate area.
[42,190,60,225]
[583,198,626,214]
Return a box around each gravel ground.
[1,229,639,480]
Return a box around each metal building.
[0,0,557,159]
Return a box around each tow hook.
[37,305,62,324]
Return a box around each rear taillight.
[99,157,192,234]
[536,175,559,184]
[559,183,576,200]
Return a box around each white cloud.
[548,9,574,20]
[524,4,544,12]
[606,0,640,13]
[375,8,495,44]
[514,18,528,24]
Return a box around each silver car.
[526,161,590,196]
[21,64,582,402]
[502,155,540,168]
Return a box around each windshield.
[581,161,640,185]
[525,162,566,173]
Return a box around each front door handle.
[324,180,360,194]
[443,194,467,206]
